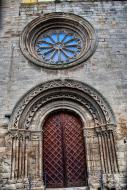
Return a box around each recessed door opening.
[43,111,88,188]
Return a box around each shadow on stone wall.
[0,0,3,29]
[123,138,127,190]
[0,0,6,29]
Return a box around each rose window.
[20,13,97,69]
[35,30,82,65]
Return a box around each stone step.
[47,187,89,190]
[31,188,44,190]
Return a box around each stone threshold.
[46,187,89,190]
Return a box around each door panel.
[63,113,87,187]
[43,114,64,187]
[43,111,87,188]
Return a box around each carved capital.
[83,128,96,137]
[95,124,115,135]
[30,131,42,141]
[9,129,31,139]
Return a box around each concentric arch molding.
[9,79,116,130]
[20,12,98,69]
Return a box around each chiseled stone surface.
[0,0,127,189]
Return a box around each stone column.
[29,131,44,189]
[95,124,119,189]
[83,127,101,189]
[0,123,10,180]
[8,129,44,189]
[9,129,31,180]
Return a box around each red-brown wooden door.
[43,111,87,188]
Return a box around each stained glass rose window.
[20,13,97,69]
[35,30,83,65]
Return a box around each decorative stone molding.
[9,79,116,130]
[95,124,116,134]
[20,12,98,69]
[9,129,31,140]
[83,128,96,138]
[32,100,93,131]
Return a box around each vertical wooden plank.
[43,112,64,188]
[63,112,87,187]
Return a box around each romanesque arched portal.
[8,79,118,188]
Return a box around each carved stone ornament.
[20,12,98,69]
[9,79,116,130]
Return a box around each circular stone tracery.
[35,30,82,64]
[20,12,98,69]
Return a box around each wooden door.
[43,111,87,188]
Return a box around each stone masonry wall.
[0,0,127,189]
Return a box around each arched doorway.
[9,79,118,189]
[43,111,88,188]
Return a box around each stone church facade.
[0,0,127,189]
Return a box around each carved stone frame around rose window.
[20,12,98,69]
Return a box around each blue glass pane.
[65,47,78,51]
[51,33,58,43]
[65,41,78,45]
[35,30,82,65]
[61,51,67,61]
[38,48,51,54]
[63,49,74,57]
[37,43,50,47]
[63,35,73,43]
[43,37,54,44]
[53,51,59,62]
[59,33,65,42]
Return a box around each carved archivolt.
[9,79,116,130]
